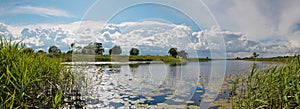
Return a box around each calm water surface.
[70,60,269,108]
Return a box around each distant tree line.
[23,41,189,59]
[47,42,139,56]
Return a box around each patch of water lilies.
[66,64,203,108]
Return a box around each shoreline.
[62,61,163,65]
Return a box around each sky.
[0,0,299,58]
[0,0,95,24]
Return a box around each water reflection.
[108,64,121,73]
[129,64,139,68]
[129,64,139,75]
[163,65,181,89]
[73,60,267,108]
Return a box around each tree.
[82,43,95,54]
[66,50,73,54]
[71,43,75,49]
[177,50,188,59]
[70,43,75,51]
[130,48,139,56]
[81,42,105,55]
[48,45,61,54]
[95,42,105,55]
[109,45,122,55]
[37,50,46,54]
[23,48,34,53]
[74,46,82,54]
[253,52,259,58]
[168,48,178,58]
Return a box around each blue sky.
[0,0,299,57]
[108,3,201,31]
[0,0,200,31]
[0,0,96,25]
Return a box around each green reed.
[0,38,75,108]
[230,56,300,108]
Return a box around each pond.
[65,60,270,108]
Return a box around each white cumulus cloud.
[202,0,300,48]
[1,20,299,58]
[0,23,13,39]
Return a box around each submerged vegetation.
[0,39,75,108]
[229,56,300,108]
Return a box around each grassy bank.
[228,56,300,108]
[233,56,293,63]
[0,39,75,108]
[60,54,210,63]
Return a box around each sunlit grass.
[0,38,75,108]
[230,56,300,108]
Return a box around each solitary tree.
[95,42,105,55]
[109,45,122,55]
[130,48,139,56]
[48,45,61,54]
[253,52,259,58]
[71,43,75,49]
[168,48,178,58]
[177,50,188,59]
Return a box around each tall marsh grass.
[230,56,300,108]
[0,38,75,108]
